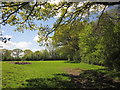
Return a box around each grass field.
[2,61,120,89]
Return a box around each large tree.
[52,20,85,61]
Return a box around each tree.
[22,49,33,61]
[58,46,75,61]
[45,38,57,59]
[1,2,120,38]
[32,51,42,60]
[97,13,120,70]
[52,20,84,61]
[79,13,120,70]
[1,49,13,61]
[12,49,23,60]
[79,22,99,64]
[42,49,50,60]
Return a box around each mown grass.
[2,61,104,88]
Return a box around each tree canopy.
[1,1,120,38]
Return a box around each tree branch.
[95,2,120,5]
[95,5,107,30]
[45,2,72,38]
[21,2,38,24]
[0,3,25,7]
[1,2,29,25]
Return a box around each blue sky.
[1,18,56,52]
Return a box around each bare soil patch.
[64,68,86,76]
[64,68,120,89]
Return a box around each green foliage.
[79,14,120,71]
[1,49,13,61]
[95,14,120,70]
[53,21,84,61]
[79,23,98,64]
[33,51,43,60]
[1,2,107,39]
[22,49,33,61]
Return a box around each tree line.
[0,48,69,61]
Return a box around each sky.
[0,18,56,52]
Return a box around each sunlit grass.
[2,61,104,88]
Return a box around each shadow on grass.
[2,70,120,90]
[25,70,120,89]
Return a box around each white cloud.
[30,48,45,52]
[15,42,32,49]
[0,41,32,50]
[49,0,61,5]
[0,41,13,49]
[4,35,12,38]
[33,35,39,42]
[33,34,45,42]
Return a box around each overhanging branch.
[95,5,107,30]
[1,2,29,25]
[95,2,120,5]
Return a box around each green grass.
[2,61,105,88]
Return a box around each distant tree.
[42,49,50,60]
[32,51,42,60]
[45,38,57,59]
[12,49,23,60]
[22,49,33,61]
[1,49,13,61]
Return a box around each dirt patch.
[64,68,86,76]
[64,68,120,89]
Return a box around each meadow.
[2,61,120,89]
